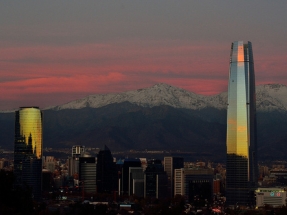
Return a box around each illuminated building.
[255,188,286,208]
[14,107,43,199]
[226,41,258,205]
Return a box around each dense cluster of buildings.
[43,145,218,204]
[1,41,287,213]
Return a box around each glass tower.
[226,41,258,205]
[14,107,43,199]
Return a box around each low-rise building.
[255,187,287,208]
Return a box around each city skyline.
[0,1,286,110]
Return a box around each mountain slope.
[1,83,287,161]
[50,83,218,110]
[49,83,287,112]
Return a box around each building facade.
[79,157,97,194]
[129,167,144,197]
[144,159,168,199]
[14,107,43,200]
[68,145,85,177]
[255,188,286,208]
[164,157,184,198]
[226,41,258,205]
[174,168,213,203]
[120,159,142,195]
[96,145,118,193]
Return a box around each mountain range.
[1,83,287,161]
[50,83,287,112]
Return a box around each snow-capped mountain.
[50,83,287,112]
[50,83,226,110]
[256,84,287,112]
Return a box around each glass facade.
[14,107,43,199]
[226,41,258,205]
[15,107,42,159]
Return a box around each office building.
[226,41,258,205]
[68,145,85,177]
[43,156,56,173]
[72,145,85,157]
[144,159,168,199]
[14,107,43,200]
[79,156,97,194]
[174,167,213,203]
[164,157,184,197]
[96,145,118,193]
[129,167,144,197]
[120,159,142,195]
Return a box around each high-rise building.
[226,41,258,205]
[14,107,43,200]
[164,157,184,197]
[79,156,97,194]
[68,145,85,177]
[120,159,142,195]
[96,145,118,193]
[144,159,168,199]
[72,145,85,157]
[129,167,144,197]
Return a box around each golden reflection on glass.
[227,56,249,158]
[237,44,244,62]
[226,41,257,205]
[19,107,42,159]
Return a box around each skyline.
[1,1,286,110]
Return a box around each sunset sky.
[1,1,286,110]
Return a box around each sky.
[0,1,286,110]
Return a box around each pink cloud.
[0,40,286,110]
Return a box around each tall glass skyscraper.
[226,41,258,205]
[14,107,43,199]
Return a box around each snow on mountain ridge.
[49,83,287,112]
[51,83,224,111]
[256,84,287,112]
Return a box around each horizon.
[0,82,285,112]
[1,1,286,110]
